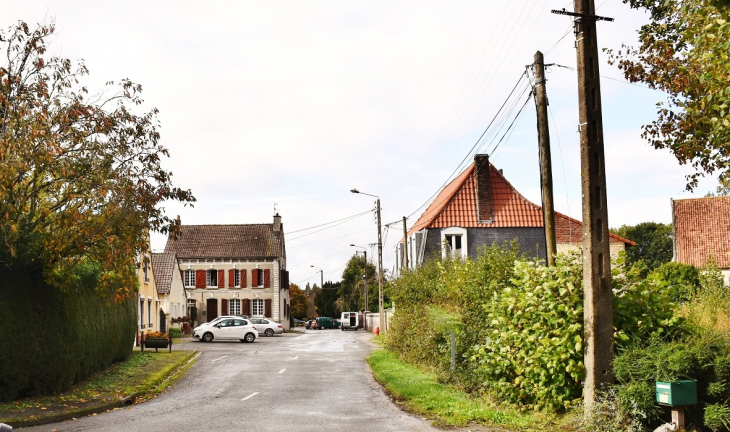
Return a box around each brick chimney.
[273,213,282,232]
[474,154,493,223]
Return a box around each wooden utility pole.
[554,0,615,410]
[402,216,409,271]
[376,199,385,333]
[533,50,557,267]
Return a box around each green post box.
[655,380,698,406]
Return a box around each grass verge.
[368,349,571,431]
[0,350,197,427]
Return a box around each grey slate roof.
[151,252,177,294]
[164,224,284,259]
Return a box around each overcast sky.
[5,1,719,287]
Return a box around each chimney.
[273,213,282,232]
[176,215,181,226]
[474,154,493,223]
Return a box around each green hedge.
[0,262,136,401]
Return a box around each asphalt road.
[24,328,441,432]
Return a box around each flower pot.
[142,337,171,353]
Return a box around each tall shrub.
[0,262,136,401]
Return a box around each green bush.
[648,261,700,302]
[169,327,182,338]
[0,262,136,401]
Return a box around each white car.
[249,318,283,336]
[193,318,257,343]
[192,315,249,334]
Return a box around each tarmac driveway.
[23,328,441,432]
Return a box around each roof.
[164,224,285,259]
[408,160,635,246]
[673,196,730,268]
[151,252,177,294]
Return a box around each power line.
[286,210,372,242]
[285,209,372,235]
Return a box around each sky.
[5,1,720,288]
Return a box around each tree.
[611,222,673,271]
[707,177,730,196]
[314,281,340,318]
[0,21,194,300]
[609,0,730,189]
[336,254,377,312]
[289,283,309,319]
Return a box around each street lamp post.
[350,188,385,334]
[350,244,368,327]
[310,265,323,291]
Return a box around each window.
[184,270,195,288]
[143,260,149,283]
[139,298,145,329]
[252,299,264,316]
[234,270,241,287]
[206,269,218,287]
[441,227,468,260]
[230,299,241,315]
[147,299,152,327]
[252,269,263,287]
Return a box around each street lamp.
[350,244,368,325]
[310,265,323,291]
[350,188,385,334]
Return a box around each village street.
[23,329,441,432]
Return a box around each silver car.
[249,318,283,336]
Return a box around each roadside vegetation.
[0,351,196,427]
[381,243,730,431]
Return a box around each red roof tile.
[164,224,285,259]
[673,196,730,268]
[409,160,634,245]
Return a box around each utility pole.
[533,51,557,267]
[376,199,385,334]
[362,250,368,314]
[553,1,615,410]
[402,216,409,271]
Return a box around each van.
[340,312,362,330]
[315,316,340,330]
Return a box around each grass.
[368,349,572,431]
[0,350,197,425]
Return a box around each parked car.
[340,312,362,330]
[305,319,315,329]
[192,315,250,334]
[193,318,257,343]
[249,318,283,336]
[293,318,305,326]
[315,316,341,329]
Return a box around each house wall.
[422,227,547,261]
[180,258,290,329]
[137,251,159,337]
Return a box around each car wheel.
[202,332,214,342]
[265,328,274,337]
[244,332,256,343]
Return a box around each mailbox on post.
[656,380,698,406]
[656,380,698,429]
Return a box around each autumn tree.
[0,21,194,300]
[609,0,730,189]
[289,283,309,319]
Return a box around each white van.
[340,312,361,330]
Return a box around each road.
[25,328,441,432]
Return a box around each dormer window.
[441,227,468,260]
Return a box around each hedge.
[0,262,136,401]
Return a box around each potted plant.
[142,330,172,353]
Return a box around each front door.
[207,298,218,322]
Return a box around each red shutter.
[218,269,224,288]
[195,270,205,288]
[264,299,272,318]
[221,298,229,315]
[263,269,271,288]
[228,269,235,288]
[252,269,259,287]
[242,298,250,315]
[241,269,247,288]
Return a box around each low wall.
[364,309,394,333]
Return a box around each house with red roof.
[672,196,730,283]
[396,154,635,268]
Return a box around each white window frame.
[252,299,264,317]
[147,298,152,327]
[441,227,468,260]
[230,299,241,315]
[139,297,145,329]
[234,269,241,287]
[143,260,149,283]
[184,270,195,288]
[206,269,218,288]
